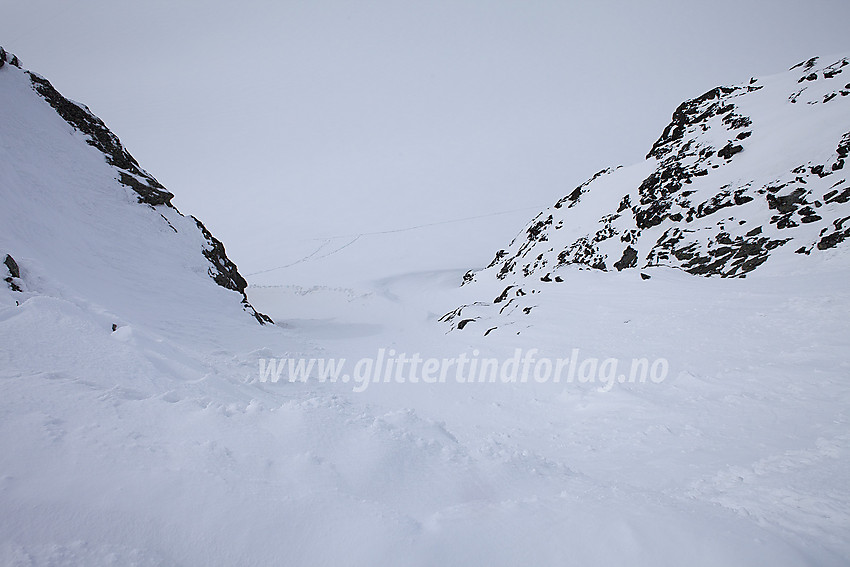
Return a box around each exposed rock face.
[27,72,175,208]
[446,54,850,333]
[192,217,273,324]
[0,47,20,70]
[481,55,850,283]
[1,47,270,324]
[3,254,21,292]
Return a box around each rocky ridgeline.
[0,47,271,324]
[445,55,850,333]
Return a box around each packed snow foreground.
[1,46,849,566]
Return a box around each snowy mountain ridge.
[0,46,269,325]
[2,45,850,567]
[445,54,850,333]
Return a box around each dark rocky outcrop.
[191,217,273,325]
[613,246,638,271]
[4,254,21,292]
[444,55,850,333]
[553,168,617,209]
[0,47,20,69]
[475,55,850,285]
[27,72,175,208]
[2,46,270,324]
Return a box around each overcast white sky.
[2,1,849,281]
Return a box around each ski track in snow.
[2,49,850,566]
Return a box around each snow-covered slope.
[0,47,269,327]
[2,47,849,566]
[445,54,850,333]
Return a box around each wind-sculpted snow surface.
[446,55,850,334]
[2,46,850,566]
